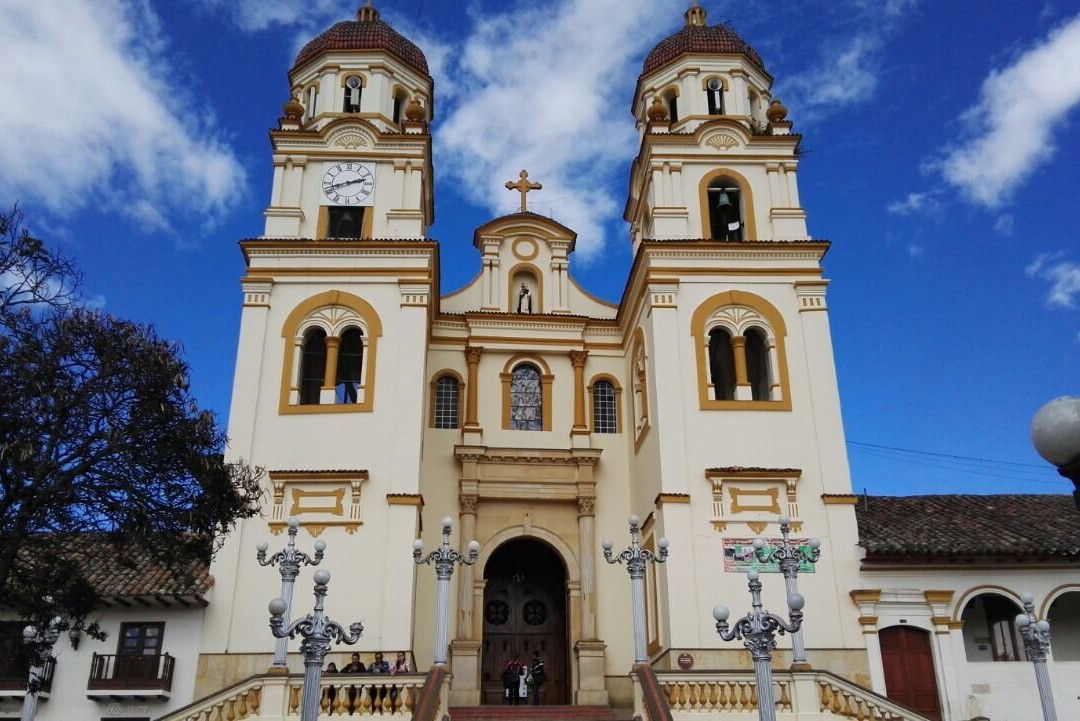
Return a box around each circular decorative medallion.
[677,652,695,670]
[522,599,547,625]
[512,238,539,261]
[484,600,510,626]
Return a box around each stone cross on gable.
[505,170,542,213]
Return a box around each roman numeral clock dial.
[321,162,376,206]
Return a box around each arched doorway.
[481,538,569,705]
[880,626,942,721]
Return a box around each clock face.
[321,162,375,206]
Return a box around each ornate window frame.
[698,167,758,240]
[279,291,383,414]
[706,467,802,534]
[268,469,368,536]
[507,262,543,313]
[691,290,791,411]
[587,373,623,434]
[500,354,553,431]
[430,369,465,429]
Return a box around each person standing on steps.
[502,655,523,705]
[517,660,529,704]
[529,650,547,705]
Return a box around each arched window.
[392,88,408,124]
[306,85,318,120]
[708,328,736,401]
[706,77,724,115]
[748,88,763,129]
[707,177,743,241]
[664,89,678,124]
[299,328,327,405]
[433,375,460,429]
[592,380,617,433]
[745,327,770,401]
[336,327,364,404]
[1047,591,1080,661]
[343,76,362,112]
[961,593,1025,662]
[509,364,543,431]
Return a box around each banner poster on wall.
[723,538,817,573]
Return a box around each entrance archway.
[481,538,569,705]
[880,626,942,721]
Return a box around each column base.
[449,640,482,707]
[574,640,609,706]
[266,665,289,675]
[462,426,483,445]
[790,662,812,671]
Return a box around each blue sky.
[1,0,1078,496]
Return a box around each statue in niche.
[517,282,533,314]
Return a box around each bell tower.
[263,1,434,240]
[624,1,807,246]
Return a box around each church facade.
[4,5,1079,721]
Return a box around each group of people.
[502,650,547,705]
[325,651,412,675]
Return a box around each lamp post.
[751,514,820,668]
[20,617,60,721]
[257,516,326,670]
[602,514,669,665]
[413,517,479,666]
[712,570,804,721]
[1016,591,1058,721]
[269,569,363,721]
[1031,396,1080,509]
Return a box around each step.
[450,705,616,721]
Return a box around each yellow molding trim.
[705,469,802,479]
[289,488,345,517]
[386,494,424,507]
[822,494,859,505]
[924,590,955,605]
[930,616,952,627]
[850,589,882,604]
[654,493,691,507]
[269,470,369,482]
[511,237,539,261]
[587,373,624,435]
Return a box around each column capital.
[465,346,483,364]
[569,349,589,368]
[460,494,478,514]
[578,496,595,516]
[324,335,342,347]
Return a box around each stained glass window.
[593,380,617,433]
[510,364,542,431]
[434,375,459,429]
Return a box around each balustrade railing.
[87,653,174,691]
[0,657,55,694]
[285,673,425,716]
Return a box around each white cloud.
[1027,252,1080,308]
[886,191,939,216]
[907,243,924,258]
[993,214,1015,236]
[930,12,1080,207]
[434,0,676,260]
[0,0,246,233]
[777,0,919,120]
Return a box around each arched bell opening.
[480,538,569,705]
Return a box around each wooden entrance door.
[480,540,568,705]
[880,626,942,721]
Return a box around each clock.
[321,162,375,206]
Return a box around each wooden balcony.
[0,658,55,699]
[87,653,174,699]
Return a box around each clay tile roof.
[642,23,768,78]
[855,495,1080,559]
[293,18,429,77]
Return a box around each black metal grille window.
[434,375,459,429]
[592,380,617,433]
[509,364,542,431]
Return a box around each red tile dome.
[642,9,768,79]
[292,5,429,77]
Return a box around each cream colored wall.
[0,607,205,721]
[205,273,430,672]
[855,569,1080,721]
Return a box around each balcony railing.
[0,657,55,695]
[87,653,174,694]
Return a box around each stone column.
[457,494,479,639]
[320,336,341,404]
[577,497,597,639]
[464,346,482,430]
[731,335,752,401]
[570,350,589,435]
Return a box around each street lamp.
[269,569,363,721]
[752,514,820,668]
[713,570,804,721]
[1031,396,1080,509]
[603,514,669,665]
[1016,591,1058,721]
[256,516,326,670]
[413,517,479,666]
[20,617,60,721]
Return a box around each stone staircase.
[450,705,618,721]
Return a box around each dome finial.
[357,0,379,22]
[685,0,707,27]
